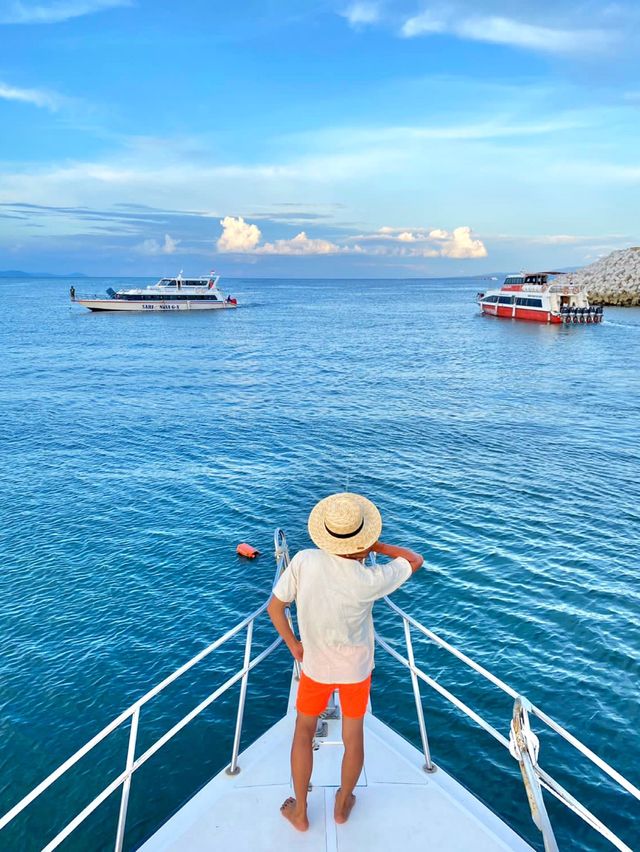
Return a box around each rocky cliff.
[563,247,640,306]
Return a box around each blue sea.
[0,276,638,851]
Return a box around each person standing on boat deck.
[267,492,423,832]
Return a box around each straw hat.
[308,492,382,556]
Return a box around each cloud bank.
[401,12,612,54]
[138,233,180,255]
[0,0,131,25]
[341,2,380,27]
[259,231,347,256]
[217,217,345,255]
[0,81,62,110]
[217,216,487,259]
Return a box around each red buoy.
[236,542,260,559]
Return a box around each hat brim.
[308,492,382,556]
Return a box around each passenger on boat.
[267,492,423,832]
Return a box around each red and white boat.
[477,272,603,324]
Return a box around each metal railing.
[0,534,290,851]
[548,283,585,294]
[375,596,639,852]
[1,531,637,852]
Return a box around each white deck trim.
[140,672,533,852]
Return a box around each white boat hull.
[76,299,237,312]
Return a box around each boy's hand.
[371,540,424,573]
[288,640,304,662]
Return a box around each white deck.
[140,674,533,852]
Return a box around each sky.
[0,0,639,277]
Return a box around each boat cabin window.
[483,294,499,303]
[498,295,513,304]
[505,276,524,285]
[515,297,543,308]
[120,293,221,301]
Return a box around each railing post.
[510,697,559,852]
[275,529,300,680]
[402,618,435,772]
[114,707,139,852]
[227,620,254,775]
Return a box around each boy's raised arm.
[372,540,424,573]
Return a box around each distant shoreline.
[0,270,508,282]
[0,270,88,279]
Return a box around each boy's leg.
[281,711,317,831]
[335,714,364,824]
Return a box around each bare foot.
[280,797,309,832]
[334,789,356,824]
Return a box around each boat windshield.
[158,278,208,287]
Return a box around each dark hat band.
[324,518,365,539]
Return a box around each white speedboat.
[0,531,636,851]
[71,273,238,312]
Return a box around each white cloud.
[529,234,589,245]
[0,0,131,24]
[342,2,380,27]
[216,218,487,260]
[258,231,346,255]
[0,110,594,214]
[401,10,613,55]
[491,232,630,246]
[216,217,483,259]
[349,225,487,258]
[401,10,446,37]
[429,226,487,258]
[0,81,62,110]
[217,215,262,252]
[138,233,180,255]
[457,17,611,54]
[217,217,346,255]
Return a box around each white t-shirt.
[272,548,412,684]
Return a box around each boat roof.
[157,277,217,284]
[140,673,533,852]
[505,271,566,278]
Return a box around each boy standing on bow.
[267,492,423,831]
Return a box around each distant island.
[0,270,87,279]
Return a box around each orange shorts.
[296,671,371,719]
